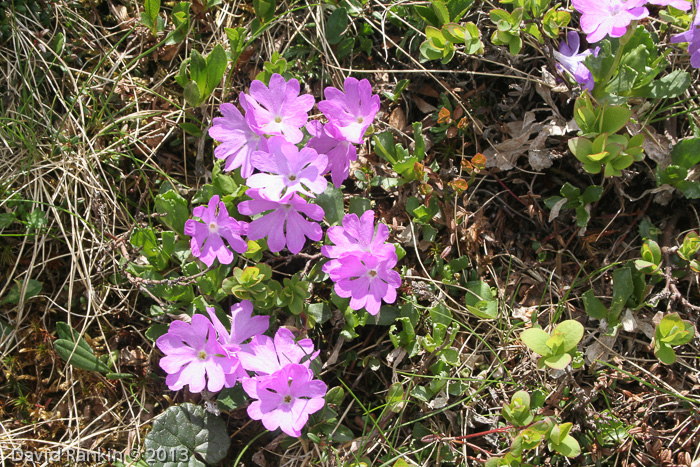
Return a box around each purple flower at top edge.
[553,31,600,91]
[647,0,691,10]
[329,252,401,316]
[246,136,328,201]
[184,195,248,267]
[317,77,380,145]
[305,120,358,188]
[206,301,269,387]
[241,363,327,437]
[238,327,320,376]
[208,100,268,178]
[238,189,324,254]
[322,210,397,276]
[671,1,700,68]
[156,314,234,393]
[240,74,315,144]
[572,0,649,43]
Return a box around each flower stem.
[593,22,638,100]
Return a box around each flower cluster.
[156,300,326,437]
[185,74,382,258]
[164,74,402,439]
[322,210,401,315]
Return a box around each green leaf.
[216,386,248,411]
[635,69,690,99]
[550,433,581,458]
[55,322,93,353]
[144,403,230,466]
[464,280,497,319]
[521,328,552,356]
[165,2,190,45]
[315,185,344,225]
[204,44,228,98]
[178,122,202,138]
[142,0,161,34]
[54,339,111,373]
[542,352,571,369]
[552,320,584,353]
[189,50,207,98]
[145,323,169,341]
[386,382,405,413]
[326,7,348,45]
[325,386,345,406]
[253,0,275,24]
[155,190,189,235]
[0,279,43,305]
[654,343,677,365]
[432,0,450,24]
[373,132,398,164]
[183,81,201,107]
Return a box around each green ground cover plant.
[2,0,700,466]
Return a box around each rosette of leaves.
[545,182,603,228]
[653,313,695,365]
[569,93,645,176]
[174,45,228,107]
[520,320,584,369]
[582,263,647,331]
[498,0,570,43]
[634,239,662,275]
[677,231,700,272]
[502,390,534,427]
[222,264,280,309]
[420,22,483,63]
[490,8,524,55]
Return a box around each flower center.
[209,222,218,232]
[283,395,292,404]
[274,116,282,123]
[198,351,207,360]
[368,269,377,277]
[356,116,364,124]
[288,174,297,181]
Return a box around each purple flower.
[184,195,248,267]
[306,120,358,187]
[206,301,269,387]
[209,100,269,178]
[246,136,328,201]
[647,0,691,10]
[238,189,324,254]
[553,31,600,91]
[240,74,315,144]
[322,210,397,276]
[329,253,401,315]
[241,363,327,437]
[238,327,320,376]
[317,77,380,145]
[572,0,649,43]
[671,2,700,68]
[156,314,234,393]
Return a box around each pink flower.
[305,120,357,187]
[329,253,401,315]
[156,314,234,393]
[553,31,599,91]
[317,77,380,145]
[184,195,248,267]
[671,1,700,68]
[241,364,327,437]
[209,101,269,178]
[647,0,691,10]
[572,0,649,43]
[206,301,269,387]
[240,74,315,144]
[322,210,397,276]
[238,327,319,376]
[238,189,324,254]
[246,136,328,201]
